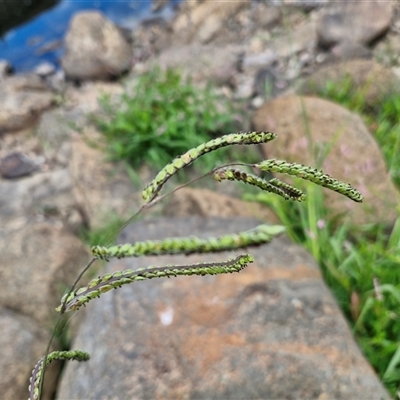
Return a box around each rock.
[34,61,56,77]
[252,4,281,29]
[68,131,141,230]
[0,169,78,229]
[151,0,170,12]
[0,74,55,133]
[172,0,251,44]
[57,217,388,399]
[0,152,37,179]
[0,308,58,400]
[242,50,277,70]
[286,0,329,11]
[330,41,372,60]
[317,2,394,48]
[36,109,76,166]
[164,187,279,223]
[270,20,316,59]
[252,95,400,225]
[63,81,124,114]
[0,222,89,326]
[269,0,329,11]
[299,59,400,107]
[46,69,66,92]
[62,11,133,81]
[156,43,243,85]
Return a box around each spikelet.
[214,168,305,201]
[57,254,254,312]
[268,177,306,201]
[142,131,277,202]
[29,350,89,400]
[91,224,285,260]
[256,159,363,202]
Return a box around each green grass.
[246,78,400,397]
[247,183,400,397]
[94,67,255,178]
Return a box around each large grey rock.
[0,74,55,133]
[0,169,77,229]
[0,222,89,325]
[68,131,140,230]
[317,1,394,48]
[62,11,133,81]
[57,217,388,399]
[252,95,400,225]
[300,59,400,107]
[156,43,243,86]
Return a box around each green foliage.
[249,179,400,397]
[94,67,237,174]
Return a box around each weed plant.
[28,131,362,400]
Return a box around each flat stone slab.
[57,217,388,399]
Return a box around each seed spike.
[57,254,254,312]
[142,131,277,202]
[256,159,363,202]
[214,168,305,201]
[91,223,284,260]
[29,350,89,400]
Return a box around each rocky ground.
[1,0,399,399]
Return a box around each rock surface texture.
[57,217,388,400]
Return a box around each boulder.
[300,59,400,107]
[62,11,133,81]
[317,1,394,48]
[0,222,89,326]
[57,217,388,399]
[0,169,78,229]
[0,74,54,133]
[252,95,400,225]
[68,131,141,230]
[156,43,243,86]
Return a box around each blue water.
[0,0,180,73]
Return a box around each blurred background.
[0,0,180,72]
